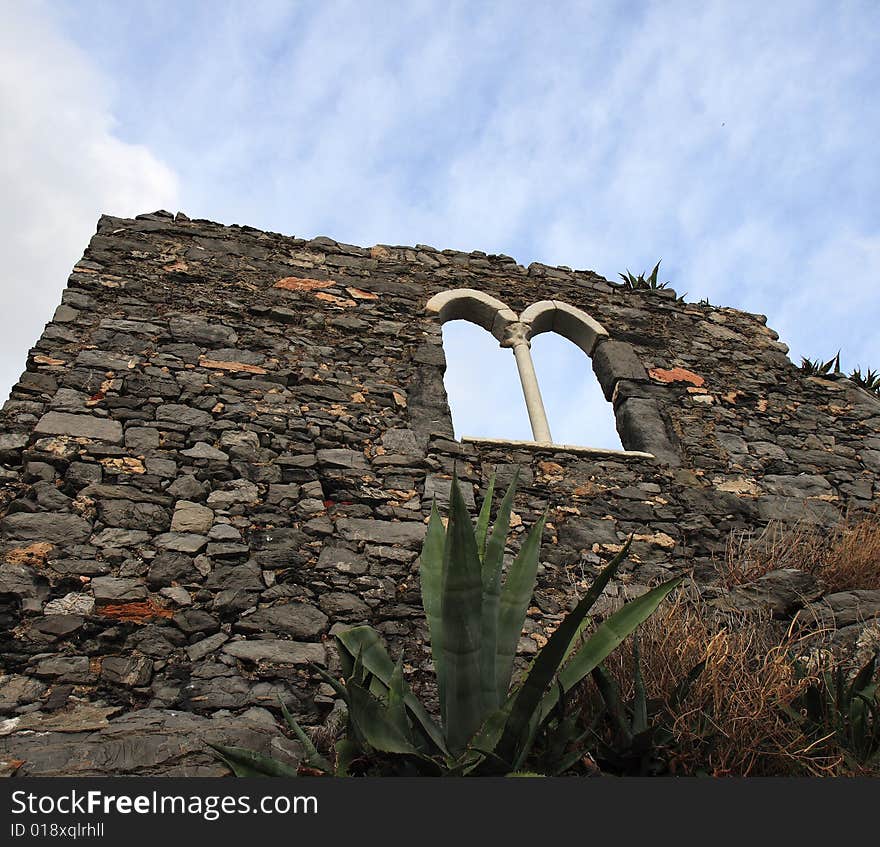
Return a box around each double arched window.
[424,288,682,464]
[426,289,609,446]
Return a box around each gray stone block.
[0,432,29,460]
[717,569,822,616]
[173,608,220,635]
[0,675,47,715]
[98,500,170,531]
[381,428,420,455]
[336,518,426,548]
[101,656,153,687]
[318,591,370,620]
[91,577,147,603]
[237,603,329,639]
[180,442,229,461]
[154,532,208,554]
[317,546,368,574]
[155,404,213,427]
[34,412,123,443]
[124,427,160,450]
[222,639,326,666]
[1,512,93,543]
[170,501,214,534]
[613,397,680,466]
[169,317,238,348]
[316,448,368,469]
[0,708,301,776]
[591,339,649,400]
[90,528,150,547]
[0,563,42,598]
[32,656,91,682]
[761,474,832,498]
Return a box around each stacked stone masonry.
[1,210,878,774]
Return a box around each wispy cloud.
[0,1,178,398]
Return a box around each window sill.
[461,436,655,460]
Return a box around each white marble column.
[501,322,553,443]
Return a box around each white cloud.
[0,2,178,399]
[774,230,880,370]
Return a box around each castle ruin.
[1,210,878,774]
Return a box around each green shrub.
[787,651,880,770]
[849,367,880,396]
[800,353,880,397]
[587,633,705,776]
[800,351,841,376]
[619,260,669,291]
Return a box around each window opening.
[530,331,623,450]
[427,289,623,450]
[440,320,532,441]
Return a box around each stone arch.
[519,299,608,356]
[425,288,518,342]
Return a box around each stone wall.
[1,210,878,774]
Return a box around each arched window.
[426,289,627,451]
[440,319,532,441]
[530,332,623,450]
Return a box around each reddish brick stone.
[98,600,172,623]
[649,366,705,387]
[273,276,334,292]
[346,287,378,300]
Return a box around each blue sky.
[2,1,878,450]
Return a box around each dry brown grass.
[715,509,880,593]
[812,511,880,592]
[591,590,857,776]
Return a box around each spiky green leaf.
[334,738,358,777]
[346,679,423,757]
[592,664,633,744]
[440,473,485,754]
[208,743,300,778]
[386,656,411,741]
[335,626,447,754]
[494,510,547,705]
[474,474,496,560]
[480,471,518,712]
[495,539,632,765]
[419,501,447,719]
[279,698,332,774]
[632,633,648,736]
[554,576,684,705]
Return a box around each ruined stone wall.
[1,210,878,774]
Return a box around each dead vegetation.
[591,590,873,775]
[715,508,880,593]
[625,512,880,775]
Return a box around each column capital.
[499,321,531,349]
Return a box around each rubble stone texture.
[1,209,879,774]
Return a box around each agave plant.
[800,351,841,377]
[787,651,880,770]
[619,260,669,291]
[848,366,880,396]
[212,471,682,776]
[588,633,706,776]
